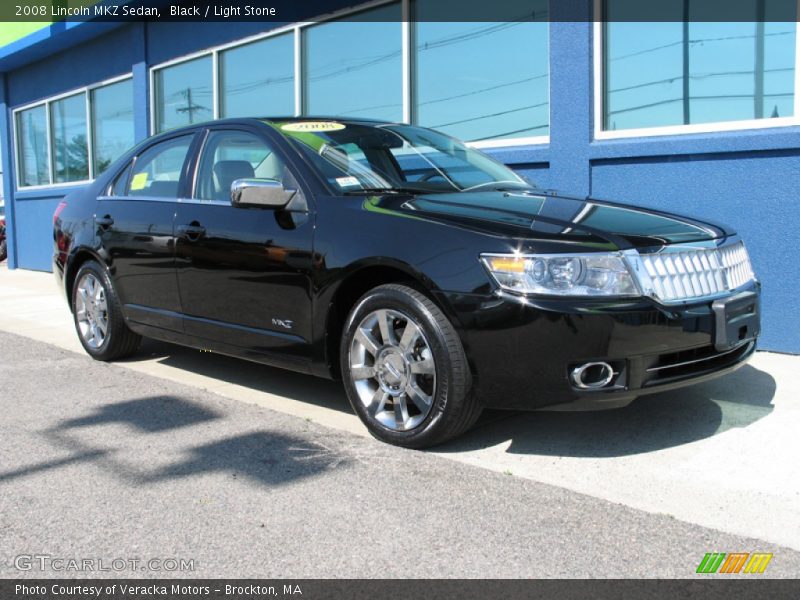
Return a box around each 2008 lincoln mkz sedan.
[54,118,760,448]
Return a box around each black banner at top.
[1,0,799,23]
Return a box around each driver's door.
[173,127,315,367]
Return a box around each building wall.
[2,7,799,352]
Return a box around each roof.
[147,116,398,138]
[112,117,403,152]
[260,116,390,124]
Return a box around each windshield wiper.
[343,186,433,196]
[459,182,535,193]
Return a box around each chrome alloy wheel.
[75,273,108,349]
[349,309,436,431]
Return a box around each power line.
[608,66,794,94]
[607,29,794,62]
[343,71,548,116]
[479,124,549,140]
[608,91,793,116]
[430,101,548,129]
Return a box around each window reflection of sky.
[605,0,796,130]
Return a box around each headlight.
[480,253,640,297]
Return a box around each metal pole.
[754,0,766,119]
[602,2,611,130]
[682,0,691,125]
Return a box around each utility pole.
[754,0,766,119]
[682,0,691,125]
[176,88,207,124]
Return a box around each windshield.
[271,120,532,195]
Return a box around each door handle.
[177,222,206,240]
[96,215,114,229]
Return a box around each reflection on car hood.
[380,190,732,250]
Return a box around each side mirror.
[231,179,296,209]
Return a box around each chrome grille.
[635,242,754,302]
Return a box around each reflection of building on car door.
[0,201,7,263]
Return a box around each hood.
[377,190,732,251]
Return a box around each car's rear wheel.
[72,260,141,361]
[0,238,6,262]
[340,283,482,448]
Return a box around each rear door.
[97,133,197,332]
[173,126,315,368]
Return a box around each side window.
[110,162,132,196]
[126,135,193,198]
[195,131,288,202]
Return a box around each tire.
[0,239,6,263]
[71,260,141,361]
[340,283,482,448]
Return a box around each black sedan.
[53,118,760,448]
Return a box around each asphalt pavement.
[2,331,800,578]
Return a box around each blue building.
[1,0,798,352]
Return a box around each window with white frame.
[151,0,551,144]
[91,78,136,174]
[154,56,213,132]
[220,33,295,118]
[16,104,49,187]
[602,0,798,132]
[303,3,403,121]
[414,0,549,141]
[50,93,89,184]
[14,76,135,188]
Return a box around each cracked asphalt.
[2,331,799,578]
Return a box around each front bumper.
[437,283,760,410]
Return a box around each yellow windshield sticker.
[280,121,346,133]
[130,172,148,191]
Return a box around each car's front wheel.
[340,283,482,448]
[71,260,141,361]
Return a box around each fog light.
[571,362,615,389]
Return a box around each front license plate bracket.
[711,291,760,352]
